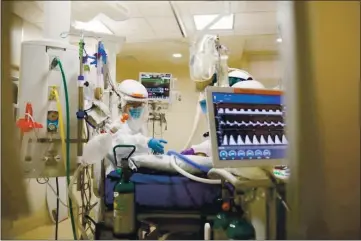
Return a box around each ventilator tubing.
[183,92,204,150]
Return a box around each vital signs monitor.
[139,72,171,101]
[206,86,287,168]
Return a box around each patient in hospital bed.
[106,79,271,179]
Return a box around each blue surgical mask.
[129,107,143,119]
[199,99,207,114]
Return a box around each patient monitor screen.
[139,72,171,100]
[211,90,287,161]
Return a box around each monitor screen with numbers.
[139,72,171,101]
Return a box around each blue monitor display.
[211,91,287,161]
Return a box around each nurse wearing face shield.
[108,79,168,163]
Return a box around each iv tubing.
[20,114,38,161]
[55,58,78,240]
[167,150,211,173]
[170,156,221,185]
[182,92,203,149]
[25,113,35,123]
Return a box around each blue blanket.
[105,170,222,209]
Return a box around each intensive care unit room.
[1,1,360,240]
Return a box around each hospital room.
[1,0,360,240]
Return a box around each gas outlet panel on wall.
[18,40,80,178]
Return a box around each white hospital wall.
[245,53,282,88]
[22,20,43,41]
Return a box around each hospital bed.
[94,153,286,240]
[95,86,288,240]
[97,149,221,239]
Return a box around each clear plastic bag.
[189,35,218,82]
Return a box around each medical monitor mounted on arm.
[206,87,287,168]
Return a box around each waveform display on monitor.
[211,91,286,160]
[218,107,283,115]
[215,103,286,147]
[221,134,287,146]
[219,120,285,127]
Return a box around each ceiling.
[12,1,280,64]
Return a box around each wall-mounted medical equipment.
[139,72,172,102]
[206,87,287,168]
[148,105,167,138]
[16,28,126,239]
[17,40,80,177]
[139,72,178,138]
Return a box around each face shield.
[124,101,146,120]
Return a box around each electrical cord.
[55,177,59,240]
[49,183,69,208]
[68,164,88,239]
[36,177,49,184]
[82,166,95,235]
[36,176,96,211]
[36,177,68,207]
[84,215,97,226]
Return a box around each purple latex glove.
[180,148,195,155]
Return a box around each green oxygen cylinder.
[113,168,136,238]
[213,212,230,240]
[226,217,256,240]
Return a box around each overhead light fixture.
[72,19,113,35]
[172,53,182,58]
[276,38,283,43]
[193,14,234,30]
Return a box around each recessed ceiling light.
[276,38,283,43]
[72,20,113,35]
[172,53,182,58]
[193,14,234,31]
